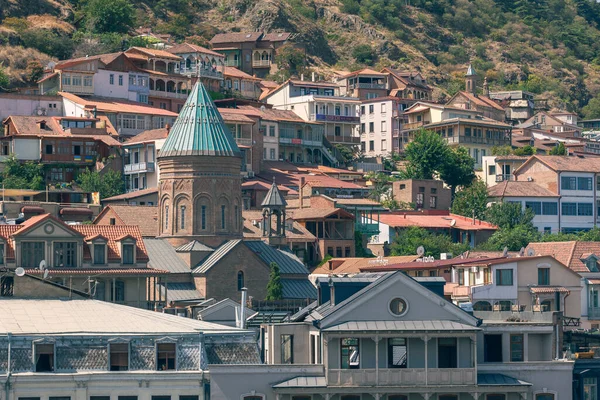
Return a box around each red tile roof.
[526,241,600,273]
[362,257,505,272]
[515,155,600,174]
[24,268,168,275]
[530,286,570,294]
[93,205,158,237]
[73,224,149,261]
[126,47,182,60]
[224,67,261,81]
[166,42,223,58]
[488,181,559,198]
[302,175,364,190]
[457,91,504,111]
[59,92,178,117]
[241,180,297,195]
[378,213,497,231]
[290,208,355,220]
[312,255,419,275]
[210,32,263,44]
[102,187,158,202]
[125,128,169,145]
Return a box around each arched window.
[237,271,244,291]
[221,204,226,230]
[234,205,239,230]
[164,204,169,230]
[473,301,492,311]
[180,206,186,230]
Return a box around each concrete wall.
[392,179,451,210]
[13,138,41,160]
[94,70,130,99]
[0,95,63,122]
[264,323,312,364]
[360,99,395,157]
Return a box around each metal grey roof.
[322,320,481,332]
[192,239,243,274]
[158,282,203,302]
[477,374,532,386]
[175,240,214,253]
[273,376,327,388]
[244,240,309,275]
[316,276,380,284]
[261,180,287,207]
[414,277,446,283]
[282,279,317,299]
[158,82,241,158]
[289,300,318,321]
[205,342,261,364]
[144,238,191,273]
[197,298,256,319]
[466,64,476,76]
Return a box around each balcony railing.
[403,121,430,130]
[62,84,94,95]
[589,307,600,319]
[178,66,224,80]
[446,136,511,146]
[350,83,387,90]
[225,60,240,67]
[311,114,360,123]
[252,60,272,68]
[124,162,155,174]
[327,368,476,386]
[235,138,253,147]
[325,134,360,144]
[496,174,515,182]
[149,90,189,99]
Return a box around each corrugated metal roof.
[144,238,191,273]
[477,373,532,386]
[192,240,242,274]
[273,376,327,388]
[158,282,203,301]
[289,300,318,321]
[282,279,317,299]
[159,82,241,158]
[322,320,480,332]
[175,240,214,253]
[244,240,309,275]
[205,342,261,364]
[316,276,380,284]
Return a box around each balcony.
[235,138,253,147]
[252,60,272,68]
[178,66,224,80]
[325,134,360,144]
[327,368,476,386]
[403,121,430,131]
[589,307,600,320]
[350,83,387,90]
[279,137,322,147]
[312,114,360,124]
[124,162,155,174]
[149,90,189,99]
[225,59,240,67]
[495,174,515,182]
[446,136,511,146]
[62,84,94,95]
[356,221,379,235]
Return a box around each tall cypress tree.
[266,262,283,301]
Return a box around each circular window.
[43,224,55,234]
[389,298,408,316]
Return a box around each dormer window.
[584,255,599,272]
[122,244,134,264]
[94,243,106,265]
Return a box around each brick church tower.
[157,82,243,247]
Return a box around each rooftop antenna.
[527,248,535,257]
[502,247,509,257]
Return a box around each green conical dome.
[159,82,241,158]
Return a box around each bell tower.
[465,64,477,94]
[261,179,287,247]
[157,82,243,247]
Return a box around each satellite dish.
[502,247,509,257]
[260,105,266,112]
[37,109,44,116]
[39,260,46,271]
[527,248,535,257]
[15,267,25,277]
[450,219,457,227]
[417,246,425,257]
[43,269,49,279]
[518,247,525,257]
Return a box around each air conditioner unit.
[527,176,533,182]
[248,171,255,178]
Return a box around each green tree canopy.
[513,145,536,156]
[77,169,125,199]
[390,226,469,257]
[582,97,600,120]
[404,129,449,180]
[485,202,535,230]
[451,179,488,220]
[266,262,283,300]
[439,146,476,197]
[479,224,541,251]
[1,155,44,190]
[84,0,135,34]
[549,142,567,155]
[352,44,376,65]
[0,63,9,90]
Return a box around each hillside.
[1,0,600,116]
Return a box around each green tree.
[481,225,541,251]
[355,231,373,257]
[491,145,513,156]
[334,143,359,165]
[451,179,488,220]
[513,145,536,156]
[582,97,600,119]
[275,45,305,75]
[549,142,567,155]
[266,262,283,300]
[485,202,535,230]
[404,129,449,179]
[77,169,125,199]
[390,226,470,257]
[352,44,376,65]
[1,155,44,190]
[0,63,9,90]
[84,0,135,34]
[439,146,476,198]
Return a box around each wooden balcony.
[402,121,430,131]
[327,368,476,386]
[252,60,271,68]
[124,162,155,174]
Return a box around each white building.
[0,93,63,122]
[359,96,408,156]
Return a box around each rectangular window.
[369,122,374,132]
[510,334,524,362]
[152,397,170,400]
[270,148,276,160]
[72,75,81,86]
[579,203,594,216]
[109,74,114,85]
[110,280,125,302]
[578,177,593,190]
[46,144,53,154]
[496,269,513,286]
[94,244,105,265]
[157,343,176,370]
[562,202,577,216]
[369,105,374,114]
[561,176,577,190]
[457,269,464,285]
[122,244,134,264]
[91,397,110,400]
[488,165,496,175]
[281,334,294,364]
[341,338,359,369]
[369,140,374,151]
[118,75,123,86]
[360,123,365,134]
[35,343,54,372]
[381,121,387,131]
[542,202,558,215]
[53,242,77,268]
[382,139,387,151]
[584,377,597,400]
[538,268,550,285]
[269,126,276,136]
[381,103,387,113]
[1,276,14,297]
[221,205,226,229]
[388,338,407,368]
[110,343,129,371]
[180,206,186,230]
[21,242,44,268]
[484,334,503,362]
[437,338,457,368]
[201,206,207,230]
[361,105,365,115]
[525,201,542,215]
[119,396,138,400]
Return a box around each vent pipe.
[239,287,248,329]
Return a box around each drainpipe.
[239,287,247,329]
[5,333,12,400]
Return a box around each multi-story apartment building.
[402,101,512,168]
[478,155,528,186]
[209,31,291,78]
[122,127,168,192]
[488,90,535,124]
[0,93,63,122]
[391,179,452,210]
[59,91,177,137]
[166,42,225,93]
[264,79,361,149]
[338,68,389,100]
[383,67,433,100]
[223,66,262,100]
[519,111,582,136]
[1,115,121,183]
[359,96,420,155]
[209,270,573,400]
[0,298,259,398]
[489,155,600,233]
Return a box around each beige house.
[392,179,452,210]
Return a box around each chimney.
[329,277,335,306]
[301,73,304,81]
[239,287,247,329]
[312,72,315,82]
[299,177,305,208]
